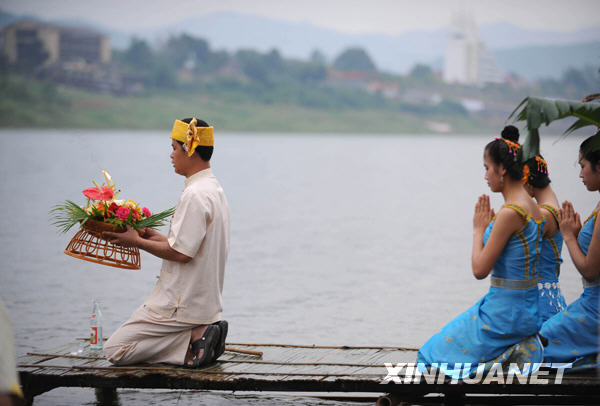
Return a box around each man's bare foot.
[191,325,208,342]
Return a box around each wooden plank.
[20,361,599,390]
[16,340,600,404]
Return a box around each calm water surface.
[0,130,594,404]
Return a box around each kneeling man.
[104,117,229,367]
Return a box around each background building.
[0,20,123,92]
[1,20,110,69]
[443,13,504,86]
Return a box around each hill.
[2,9,599,79]
[493,42,600,81]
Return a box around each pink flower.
[82,186,114,201]
[143,207,151,217]
[116,206,131,221]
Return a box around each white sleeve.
[167,191,208,258]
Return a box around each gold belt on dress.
[490,276,537,290]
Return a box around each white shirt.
[144,168,230,324]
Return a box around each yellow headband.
[170,119,214,156]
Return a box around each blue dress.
[537,204,567,323]
[540,209,599,369]
[417,204,545,377]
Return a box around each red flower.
[143,207,151,217]
[82,186,114,201]
[116,207,131,221]
[108,202,119,212]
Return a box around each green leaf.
[521,129,540,162]
[508,97,600,160]
[507,97,529,122]
[527,103,542,131]
[105,218,124,227]
[572,108,600,128]
[541,101,559,124]
[564,118,597,135]
[49,200,89,233]
[133,207,176,230]
[90,206,103,218]
[555,100,572,116]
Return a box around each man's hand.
[105,226,191,263]
[104,225,141,247]
[140,227,168,242]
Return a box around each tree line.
[115,35,377,89]
[1,31,597,120]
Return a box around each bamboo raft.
[17,340,600,405]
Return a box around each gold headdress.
[521,165,530,184]
[523,156,549,184]
[495,137,521,158]
[535,156,548,174]
[170,118,214,157]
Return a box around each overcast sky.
[3,0,600,35]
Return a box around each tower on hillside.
[443,13,503,86]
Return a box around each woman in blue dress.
[417,127,545,377]
[523,154,567,322]
[540,134,600,369]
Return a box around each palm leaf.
[50,200,89,233]
[508,96,600,161]
[134,207,176,230]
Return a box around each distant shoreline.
[0,128,572,137]
[0,74,574,135]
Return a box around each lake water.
[0,130,595,404]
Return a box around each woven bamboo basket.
[64,219,140,270]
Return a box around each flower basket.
[81,218,126,239]
[52,171,174,271]
[64,223,141,270]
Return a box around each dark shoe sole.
[186,324,219,368]
[212,320,228,361]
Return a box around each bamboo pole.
[224,347,263,356]
[26,348,265,359]
[221,360,383,367]
[225,342,419,351]
[72,340,420,351]
[27,353,99,360]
